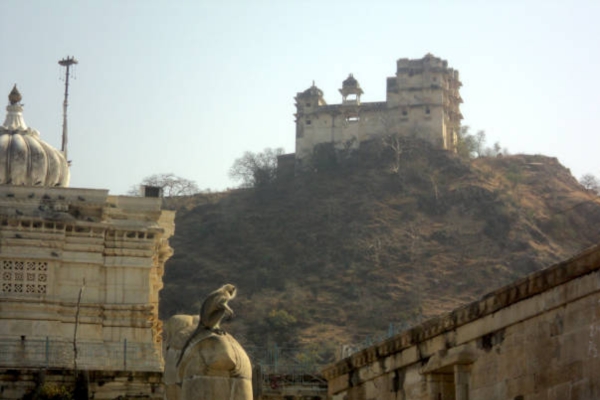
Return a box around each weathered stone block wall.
[295,104,387,162]
[295,103,447,168]
[323,244,600,400]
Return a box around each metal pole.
[58,56,78,161]
[123,338,127,371]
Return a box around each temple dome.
[0,86,70,187]
[342,74,360,88]
[297,83,324,99]
[339,74,363,101]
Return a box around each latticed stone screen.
[0,260,48,294]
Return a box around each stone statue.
[179,284,237,357]
[162,314,199,400]
[163,284,252,400]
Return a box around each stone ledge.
[322,243,600,380]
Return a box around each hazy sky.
[1,1,599,194]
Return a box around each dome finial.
[8,85,21,105]
[1,85,70,186]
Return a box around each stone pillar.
[454,364,471,400]
[426,374,441,400]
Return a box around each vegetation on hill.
[159,137,600,367]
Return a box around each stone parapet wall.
[322,244,600,399]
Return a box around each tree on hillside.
[229,148,284,188]
[456,126,506,159]
[127,173,200,197]
[484,141,503,157]
[382,134,405,174]
[456,126,478,159]
[580,173,600,194]
[473,130,486,158]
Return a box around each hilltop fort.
[287,53,463,170]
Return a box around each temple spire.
[8,85,21,105]
[2,85,28,131]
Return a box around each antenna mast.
[58,56,78,161]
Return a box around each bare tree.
[580,173,600,194]
[474,130,486,158]
[382,133,404,174]
[128,173,200,197]
[229,148,284,188]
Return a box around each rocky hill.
[159,138,600,365]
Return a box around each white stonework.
[0,86,70,187]
[0,186,174,373]
[0,85,174,399]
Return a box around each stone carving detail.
[163,285,252,400]
[0,260,47,294]
[177,331,252,400]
